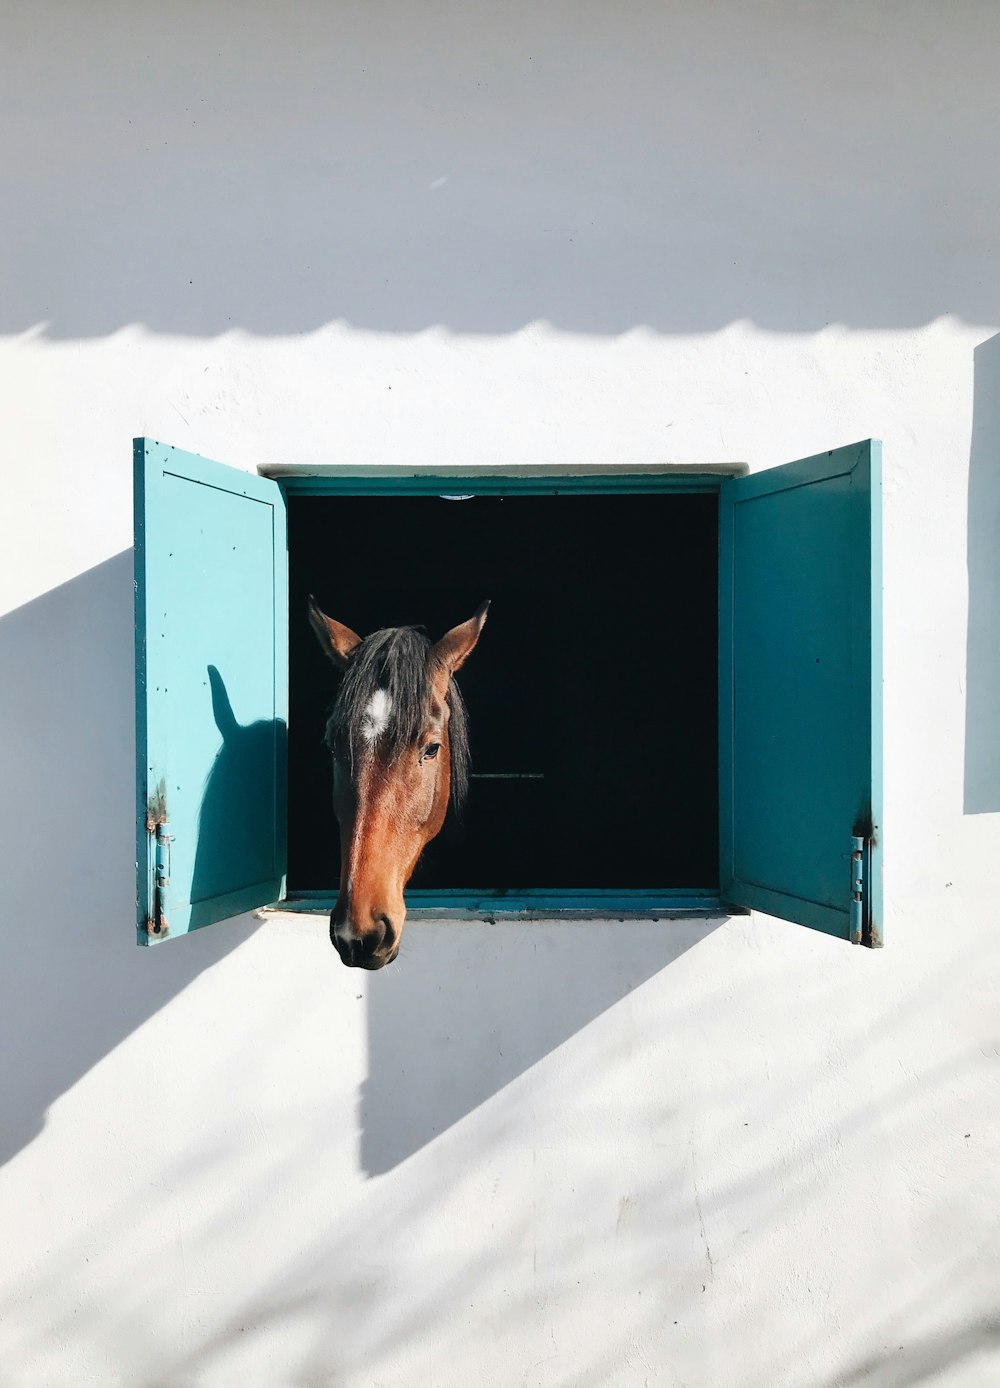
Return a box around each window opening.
[286,491,719,897]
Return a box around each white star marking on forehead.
[361,689,392,744]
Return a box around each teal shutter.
[719,441,883,945]
[134,439,288,943]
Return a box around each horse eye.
[423,742,441,760]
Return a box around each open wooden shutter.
[719,441,883,945]
[134,439,288,943]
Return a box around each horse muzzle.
[330,911,400,969]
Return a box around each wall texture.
[2,3,999,1384]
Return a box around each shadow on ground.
[361,916,719,1173]
[965,332,1000,813]
[0,553,258,1166]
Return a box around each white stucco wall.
[2,3,999,1384]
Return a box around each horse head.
[308,597,488,968]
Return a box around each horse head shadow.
[185,666,287,932]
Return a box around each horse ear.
[433,600,490,675]
[308,596,362,669]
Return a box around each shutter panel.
[719,441,883,945]
[134,439,287,942]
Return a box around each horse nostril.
[330,919,356,966]
[378,914,397,953]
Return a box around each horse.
[308,597,489,968]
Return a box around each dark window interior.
[287,492,719,892]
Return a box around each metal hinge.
[145,819,172,937]
[849,834,870,945]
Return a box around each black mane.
[325,626,471,811]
